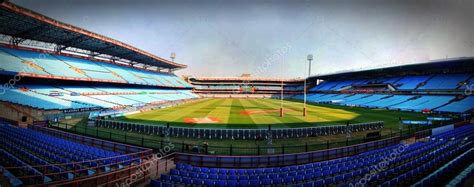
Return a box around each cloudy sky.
[12,0,474,78]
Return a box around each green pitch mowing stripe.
[206,99,233,124]
[246,99,295,127]
[266,99,357,125]
[125,98,220,126]
[227,99,258,128]
[121,98,427,129]
[242,99,285,128]
[123,98,359,128]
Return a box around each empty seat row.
[0,85,198,110]
[0,46,191,88]
[296,93,469,113]
[309,74,471,91]
[0,124,141,185]
[153,124,474,187]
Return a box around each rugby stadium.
[0,0,473,187]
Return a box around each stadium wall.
[174,136,402,168]
[0,101,55,125]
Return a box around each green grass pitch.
[120,98,427,129]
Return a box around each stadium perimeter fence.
[174,121,473,168]
[48,121,444,156]
[94,120,384,140]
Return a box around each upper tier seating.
[310,74,472,91]
[0,124,141,185]
[2,47,116,80]
[418,74,470,90]
[0,47,191,88]
[310,81,339,91]
[395,75,431,90]
[153,124,474,187]
[459,76,474,90]
[0,49,50,75]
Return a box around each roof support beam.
[88,51,101,57]
[93,45,116,54]
[1,1,186,69]
[57,36,86,50]
[54,44,65,52]
[116,51,136,59]
[9,36,24,46]
[12,25,47,42]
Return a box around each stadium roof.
[0,1,186,70]
[309,57,474,80]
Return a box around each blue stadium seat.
[156,124,474,186]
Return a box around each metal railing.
[175,136,403,168]
[95,119,384,139]
[49,122,440,156]
[2,125,154,186]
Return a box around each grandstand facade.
[0,1,198,125]
[298,58,474,114]
[189,76,305,98]
[0,1,193,186]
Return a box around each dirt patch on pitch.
[184,117,221,124]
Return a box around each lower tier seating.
[0,124,143,185]
[294,94,471,113]
[0,85,198,110]
[153,124,474,187]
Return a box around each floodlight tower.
[304,54,313,116]
[170,52,176,62]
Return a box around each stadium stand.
[153,124,474,187]
[1,2,473,187]
[299,59,474,113]
[0,46,191,88]
[0,0,196,134]
[0,122,152,186]
[310,74,472,92]
[395,75,431,90]
[418,73,470,90]
[299,93,468,112]
[189,76,304,97]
